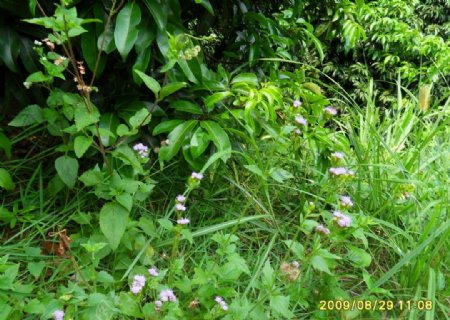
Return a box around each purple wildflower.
[331,152,345,160]
[160,289,177,302]
[177,217,190,225]
[176,195,186,203]
[293,100,302,107]
[191,172,204,180]
[333,211,352,227]
[295,116,308,126]
[315,224,331,235]
[215,296,228,311]
[324,106,338,115]
[133,143,149,158]
[340,196,354,207]
[175,203,187,211]
[148,267,159,277]
[130,275,146,294]
[53,310,64,320]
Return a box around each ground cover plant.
[0,0,449,319]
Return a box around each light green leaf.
[311,255,331,274]
[204,91,233,111]
[134,69,161,97]
[99,202,129,251]
[194,0,214,15]
[244,164,264,178]
[119,292,143,317]
[129,108,151,128]
[170,100,203,115]
[114,2,141,60]
[231,73,258,86]
[190,127,210,158]
[152,119,184,135]
[270,168,294,183]
[55,156,79,189]
[159,82,187,101]
[116,193,133,212]
[200,121,231,161]
[74,136,93,158]
[27,262,45,279]
[347,245,372,268]
[8,105,44,127]
[270,295,294,319]
[0,169,15,191]
[159,120,198,161]
[74,105,100,131]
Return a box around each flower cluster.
[324,106,338,116]
[148,267,159,277]
[53,310,64,320]
[333,211,352,227]
[177,217,190,225]
[331,152,345,160]
[160,289,177,302]
[293,100,302,108]
[215,296,229,311]
[133,143,149,158]
[130,274,146,294]
[340,195,353,207]
[191,172,204,180]
[329,167,354,176]
[315,224,331,235]
[295,115,308,126]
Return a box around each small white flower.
[215,296,228,311]
[155,300,163,307]
[177,217,190,225]
[294,128,301,135]
[34,40,43,46]
[291,261,300,268]
[23,82,32,89]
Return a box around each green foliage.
[0,0,449,319]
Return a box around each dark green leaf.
[55,156,79,189]
[99,202,129,251]
[114,2,141,60]
[159,120,198,161]
[8,105,44,127]
[0,169,15,191]
[152,119,184,135]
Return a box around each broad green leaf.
[231,73,258,86]
[99,202,129,251]
[116,193,133,212]
[98,26,116,53]
[152,119,184,135]
[200,121,231,161]
[270,168,294,183]
[190,127,210,158]
[74,105,100,131]
[81,20,106,75]
[119,292,143,317]
[27,261,45,279]
[270,295,294,319]
[143,0,167,30]
[0,169,15,191]
[159,82,187,101]
[194,0,214,15]
[74,136,93,158]
[55,156,79,189]
[134,69,161,97]
[0,27,20,72]
[311,255,331,274]
[8,105,44,127]
[129,108,151,128]
[132,49,152,84]
[244,165,264,178]
[204,91,233,111]
[99,113,119,147]
[347,245,372,268]
[170,100,203,115]
[114,2,141,60]
[0,132,11,158]
[159,120,198,161]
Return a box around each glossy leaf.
[114,2,141,60]
[159,120,198,161]
[152,119,184,135]
[134,69,161,97]
[200,121,231,161]
[143,0,167,31]
[74,136,93,158]
[0,169,15,191]
[159,82,187,101]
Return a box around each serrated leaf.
[74,136,93,158]
[270,168,294,183]
[114,2,141,60]
[8,105,44,127]
[134,69,160,97]
[99,202,129,251]
[74,105,100,131]
[27,261,45,279]
[116,193,133,212]
[311,255,331,274]
[270,295,294,319]
[55,156,79,189]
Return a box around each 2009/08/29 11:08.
[319,299,434,311]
